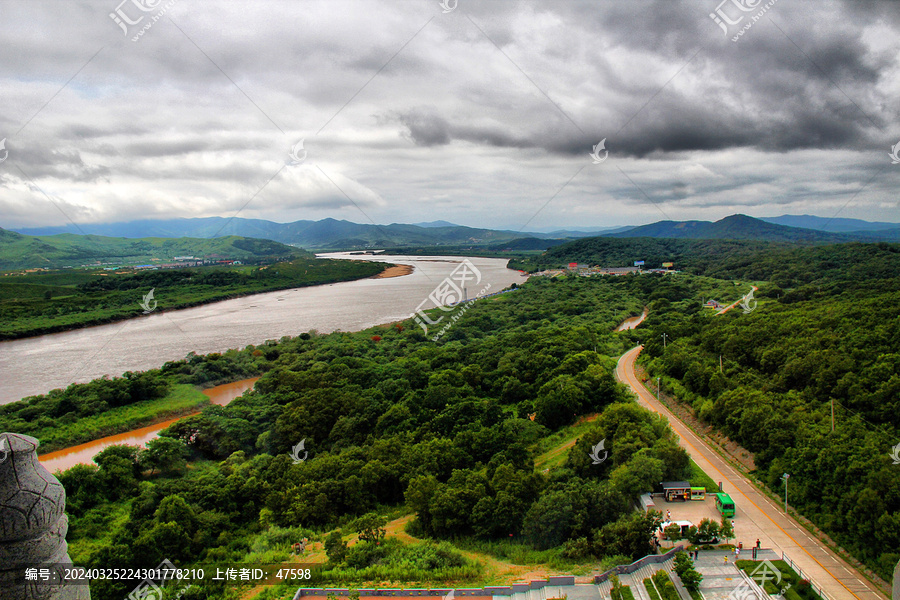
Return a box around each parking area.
[654,493,768,552]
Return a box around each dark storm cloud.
[0,0,896,229]
[398,109,452,146]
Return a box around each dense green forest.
[509,237,781,274]
[0,257,386,339]
[33,274,747,600]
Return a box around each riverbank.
[21,383,211,455]
[38,377,259,471]
[372,264,414,278]
[0,257,391,341]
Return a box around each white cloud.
[0,0,898,231]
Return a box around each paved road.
[615,345,887,600]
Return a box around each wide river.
[0,254,525,405]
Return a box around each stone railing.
[593,545,684,583]
[292,576,577,600]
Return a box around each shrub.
[673,551,692,575]
[643,578,662,600]
[324,530,347,563]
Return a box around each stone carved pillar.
[0,433,90,600]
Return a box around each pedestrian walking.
[756,539,761,549]
[666,510,671,521]
[723,555,728,565]
[738,541,742,550]
[736,548,740,558]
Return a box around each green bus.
[715,493,735,517]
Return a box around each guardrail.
[780,552,832,600]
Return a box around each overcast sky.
[1,0,898,231]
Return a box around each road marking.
[616,346,885,600]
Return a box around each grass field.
[32,384,210,453]
[533,413,599,472]
[688,459,720,492]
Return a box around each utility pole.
[719,355,723,373]
[660,333,668,349]
[657,377,660,400]
[831,399,834,432]
[782,473,790,514]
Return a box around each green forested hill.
[519,235,900,284]
[513,236,780,273]
[606,214,859,243]
[0,228,305,270]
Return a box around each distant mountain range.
[13,217,534,249]
[605,214,900,243]
[606,214,843,243]
[759,214,900,233]
[11,218,638,249]
[9,213,900,253]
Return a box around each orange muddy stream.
[615,309,648,331]
[38,377,258,473]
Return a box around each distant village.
[534,261,678,277]
[3,256,243,276]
